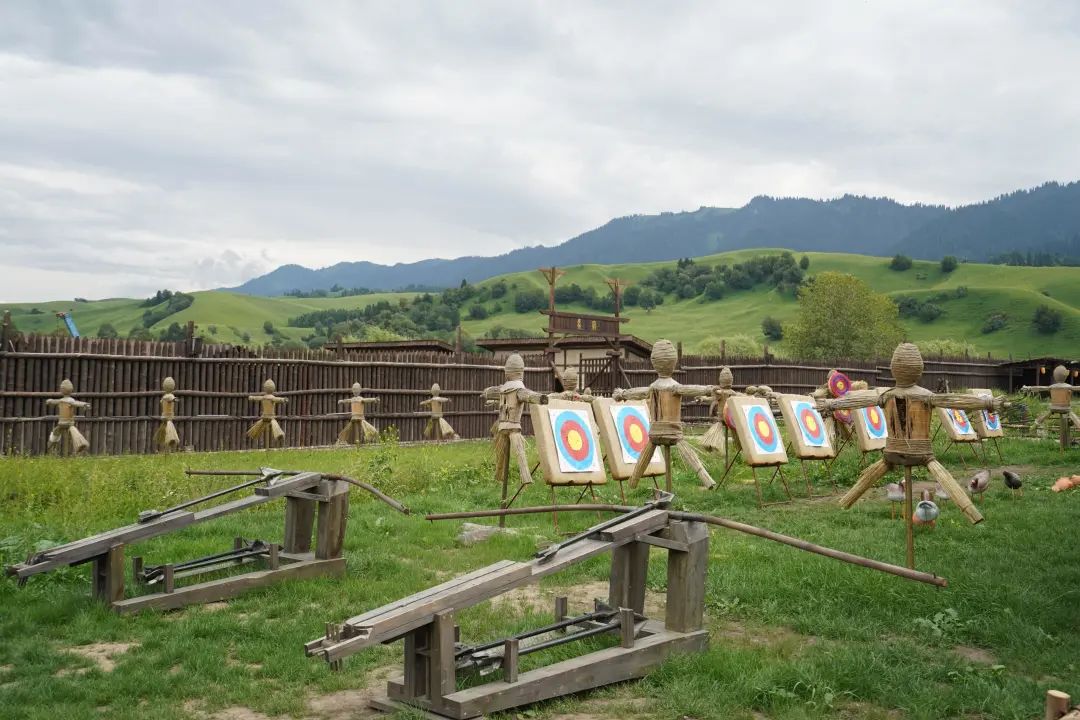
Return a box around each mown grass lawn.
[0,432,1078,720]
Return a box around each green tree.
[640,289,658,313]
[159,322,186,341]
[128,326,152,341]
[940,255,958,273]
[761,316,783,341]
[263,320,276,335]
[889,254,913,271]
[787,272,903,360]
[799,255,810,270]
[1033,304,1063,334]
[468,304,489,320]
[96,322,119,339]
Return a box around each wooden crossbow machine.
[305,493,944,719]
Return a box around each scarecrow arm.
[1019,385,1051,395]
[929,393,1003,411]
[816,389,880,412]
[676,383,714,398]
[613,386,650,401]
[517,388,547,405]
[362,397,379,404]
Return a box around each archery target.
[853,402,888,452]
[969,389,1004,438]
[828,371,851,398]
[777,395,835,459]
[728,396,788,466]
[550,408,599,472]
[834,408,853,425]
[530,399,607,486]
[936,407,978,441]
[611,405,652,464]
[724,404,736,429]
[590,397,664,481]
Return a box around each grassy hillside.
[3,250,1078,357]
[460,250,1080,357]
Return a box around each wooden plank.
[663,521,710,633]
[253,472,323,497]
[503,638,519,683]
[599,510,668,543]
[191,494,273,523]
[319,562,531,662]
[10,511,197,578]
[444,629,708,719]
[111,557,345,614]
[429,611,457,711]
[283,496,316,554]
[316,491,349,560]
[608,541,649,615]
[92,545,125,605]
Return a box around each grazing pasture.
[0,434,1077,720]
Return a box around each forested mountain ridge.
[229,181,1080,295]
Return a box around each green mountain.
[5,250,1078,358]
[229,181,1080,295]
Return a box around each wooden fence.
[1,334,1018,456]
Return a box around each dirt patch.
[714,621,818,655]
[57,642,137,675]
[0,665,12,672]
[305,664,399,719]
[209,709,276,720]
[953,645,997,665]
[492,580,666,618]
[838,701,905,719]
[549,696,654,720]
[202,602,231,612]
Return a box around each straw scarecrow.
[817,343,1007,567]
[337,382,379,445]
[421,383,459,440]
[614,339,717,490]
[547,367,594,402]
[1022,365,1080,449]
[482,354,547,514]
[699,366,739,453]
[46,379,90,454]
[246,379,287,448]
[154,376,181,452]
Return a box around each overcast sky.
[2,2,1078,301]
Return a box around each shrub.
[696,335,763,357]
[889,254,913,271]
[513,289,547,313]
[799,255,810,270]
[1033,304,1063,334]
[639,290,659,313]
[940,255,958,273]
[96,323,119,339]
[489,280,508,299]
[622,285,642,307]
[704,281,725,301]
[761,316,783,341]
[917,303,943,323]
[981,313,1007,334]
[263,320,275,335]
[468,304,489,320]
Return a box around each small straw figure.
[614,339,717,490]
[547,367,594,402]
[246,379,287,448]
[699,366,739,453]
[46,379,90,455]
[154,376,181,452]
[421,383,459,440]
[1022,365,1080,449]
[337,382,379,445]
[818,343,1007,568]
[482,354,546,517]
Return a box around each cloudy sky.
[2,2,1078,301]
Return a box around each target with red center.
[724,404,735,429]
[948,408,972,435]
[834,408,853,425]
[793,401,827,447]
[828,371,851,398]
[982,410,1001,432]
[549,408,599,472]
[744,405,780,453]
[612,405,651,463]
[861,405,887,439]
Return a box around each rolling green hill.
[3,250,1078,357]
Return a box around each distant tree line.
[641,253,805,301]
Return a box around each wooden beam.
[111,557,344,614]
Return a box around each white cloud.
[0,0,1077,301]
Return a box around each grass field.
[1,426,1078,720]
[2,250,1079,355]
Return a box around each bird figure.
[968,469,990,500]
[1002,470,1023,498]
[913,490,940,528]
[886,480,905,520]
[934,484,949,503]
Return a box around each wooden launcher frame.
[6,469,406,614]
[305,498,709,719]
[305,495,946,719]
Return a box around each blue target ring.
[614,406,651,461]
[746,406,780,453]
[552,410,597,471]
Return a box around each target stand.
[933,407,984,467]
[531,399,608,531]
[776,394,836,496]
[727,397,794,508]
[969,389,1005,463]
[592,397,666,502]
